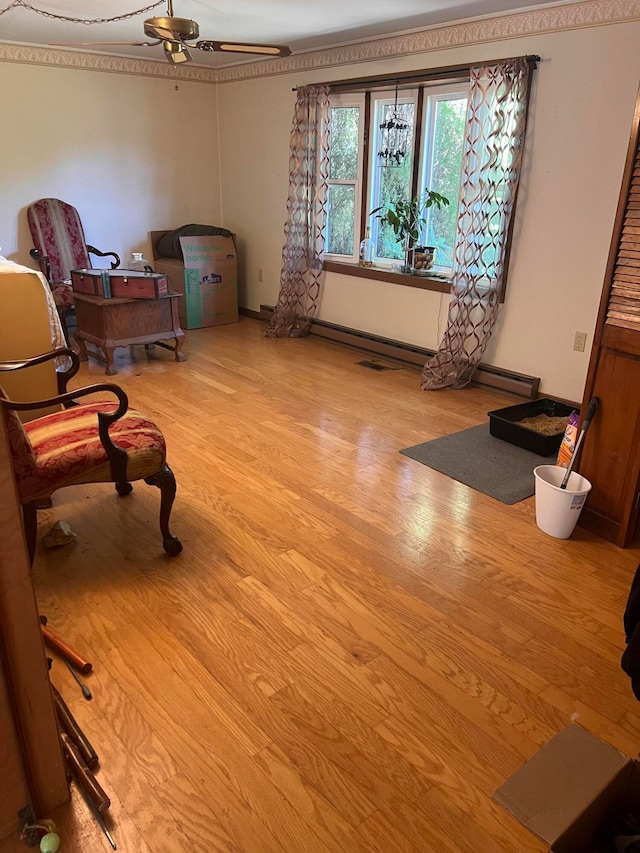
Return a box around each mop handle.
[560,397,600,490]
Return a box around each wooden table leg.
[103,342,118,376]
[75,332,88,362]
[174,330,186,363]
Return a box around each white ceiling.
[0,0,567,67]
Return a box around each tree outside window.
[324,84,468,276]
[326,104,361,257]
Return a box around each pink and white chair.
[27,198,121,335]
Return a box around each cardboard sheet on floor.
[493,724,640,852]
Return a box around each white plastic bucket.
[533,465,592,539]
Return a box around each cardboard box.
[150,230,238,329]
[493,724,640,852]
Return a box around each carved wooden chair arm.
[0,347,80,395]
[1,381,130,481]
[30,247,51,281]
[87,246,121,269]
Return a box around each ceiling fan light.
[163,41,191,63]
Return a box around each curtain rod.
[291,54,540,92]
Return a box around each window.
[324,80,468,277]
[369,92,416,264]
[417,86,467,270]
[326,94,365,262]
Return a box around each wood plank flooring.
[2,317,639,852]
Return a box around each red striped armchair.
[1,349,182,563]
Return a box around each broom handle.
[560,397,600,490]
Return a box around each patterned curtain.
[421,58,532,390]
[266,86,331,337]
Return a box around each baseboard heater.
[255,305,540,399]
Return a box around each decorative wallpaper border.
[1,0,639,84]
[217,0,640,83]
[0,41,218,82]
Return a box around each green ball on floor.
[40,832,61,853]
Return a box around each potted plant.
[371,188,449,273]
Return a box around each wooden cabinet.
[578,86,640,547]
[74,291,186,375]
[0,417,69,839]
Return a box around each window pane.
[327,185,355,255]
[426,97,466,268]
[372,101,415,261]
[329,107,360,180]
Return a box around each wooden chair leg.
[144,464,182,556]
[115,482,133,496]
[22,502,38,566]
[57,307,70,344]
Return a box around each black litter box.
[488,398,577,456]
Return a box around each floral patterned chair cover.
[27,198,120,314]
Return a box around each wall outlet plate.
[574,332,587,352]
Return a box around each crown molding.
[1,0,639,85]
[0,41,218,82]
[216,0,640,83]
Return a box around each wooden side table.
[74,291,186,375]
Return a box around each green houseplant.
[371,188,450,272]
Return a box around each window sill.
[323,260,453,294]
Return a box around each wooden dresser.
[578,84,640,547]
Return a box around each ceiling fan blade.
[50,40,161,47]
[195,40,291,57]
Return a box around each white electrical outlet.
[573,331,587,352]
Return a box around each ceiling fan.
[53,0,292,65]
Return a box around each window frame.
[324,92,366,264]
[415,83,469,274]
[319,56,537,300]
[366,88,420,269]
[324,77,469,290]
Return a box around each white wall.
[216,22,640,401]
[2,18,639,402]
[0,62,221,268]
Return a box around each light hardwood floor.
[2,317,639,852]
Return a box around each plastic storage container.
[488,398,576,456]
